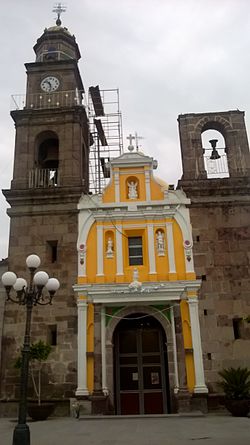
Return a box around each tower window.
[47,240,58,263]
[47,325,57,346]
[128,237,143,266]
[233,318,242,340]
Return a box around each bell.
[209,139,221,160]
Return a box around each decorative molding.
[115,225,124,275]
[75,297,89,396]
[166,222,176,273]
[73,280,201,305]
[188,297,208,394]
[147,224,156,273]
[97,225,104,276]
[145,170,151,201]
[114,172,120,203]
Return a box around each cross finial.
[135,132,144,151]
[53,2,67,26]
[127,133,135,152]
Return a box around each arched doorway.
[113,313,170,415]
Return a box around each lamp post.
[1,254,60,445]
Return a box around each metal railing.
[204,153,229,178]
[11,90,85,111]
[28,168,60,188]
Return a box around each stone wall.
[0,200,80,402]
[179,178,250,392]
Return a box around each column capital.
[77,296,88,307]
[187,296,198,305]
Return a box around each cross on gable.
[126,134,135,146]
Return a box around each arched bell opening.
[113,313,171,415]
[30,131,60,188]
[201,125,229,179]
[36,132,59,169]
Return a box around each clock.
[40,76,60,92]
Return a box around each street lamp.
[1,254,60,445]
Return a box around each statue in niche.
[129,268,142,291]
[156,230,165,256]
[106,237,114,258]
[128,180,138,200]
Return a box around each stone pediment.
[110,150,158,169]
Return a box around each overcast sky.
[1,0,250,259]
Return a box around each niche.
[105,231,114,258]
[127,176,139,200]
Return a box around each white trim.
[77,212,95,277]
[145,170,151,201]
[166,222,176,273]
[101,306,108,395]
[115,225,124,275]
[188,297,208,394]
[114,172,120,203]
[174,208,195,273]
[73,280,201,305]
[97,225,104,276]
[147,224,156,274]
[170,306,179,393]
[75,298,89,396]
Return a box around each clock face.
[40,76,60,92]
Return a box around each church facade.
[74,146,207,414]
[1,14,250,416]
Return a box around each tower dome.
[34,23,81,63]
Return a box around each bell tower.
[1,13,89,402]
[178,110,250,396]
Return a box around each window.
[233,318,242,340]
[48,324,57,346]
[47,240,58,263]
[128,236,143,266]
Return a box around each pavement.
[0,414,250,445]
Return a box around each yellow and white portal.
[74,145,207,414]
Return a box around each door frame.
[114,318,169,414]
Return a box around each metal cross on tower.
[53,2,67,26]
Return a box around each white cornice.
[73,280,201,305]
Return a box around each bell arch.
[35,130,59,169]
[178,110,250,180]
[201,127,229,178]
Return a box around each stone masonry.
[178,110,250,394]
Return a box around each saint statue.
[128,180,138,199]
[156,230,165,255]
[129,268,142,291]
[106,237,114,258]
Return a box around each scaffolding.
[88,87,123,194]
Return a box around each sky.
[1,0,250,259]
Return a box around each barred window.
[128,236,143,266]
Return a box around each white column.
[166,222,176,273]
[170,306,179,393]
[76,298,89,396]
[114,172,120,203]
[115,225,124,275]
[147,224,156,274]
[101,306,108,394]
[145,170,151,201]
[97,224,104,276]
[188,297,208,393]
